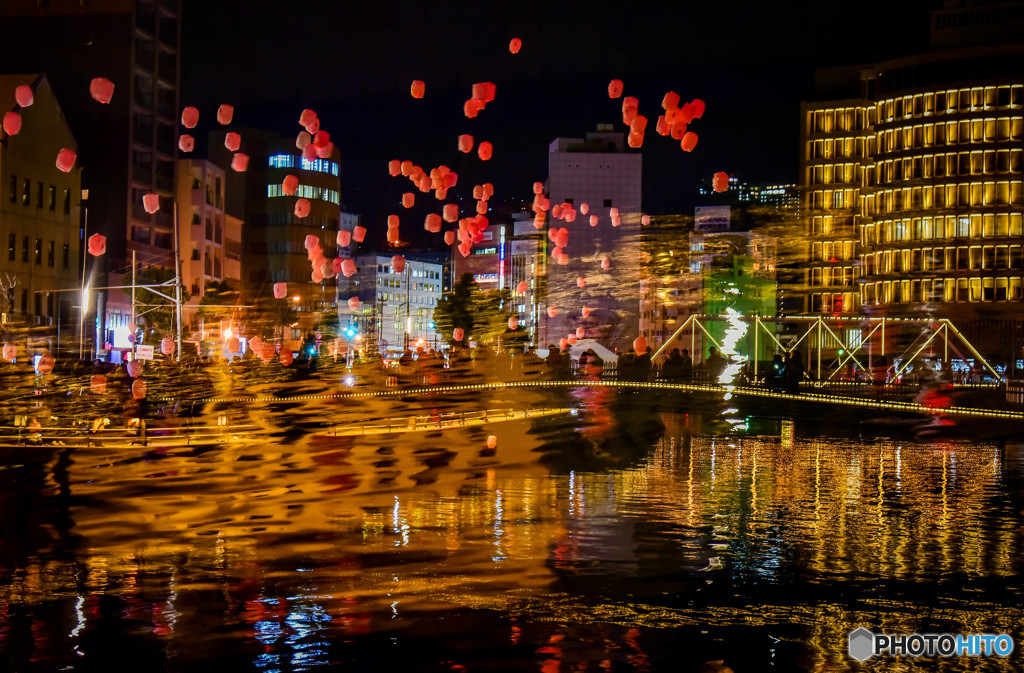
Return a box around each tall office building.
[543,127,642,352]
[799,1,1024,363]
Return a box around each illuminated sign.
[473,247,497,255]
[695,205,731,232]
[473,273,499,283]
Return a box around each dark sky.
[181,0,937,237]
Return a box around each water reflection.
[0,396,1021,671]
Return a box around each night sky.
[181,0,936,241]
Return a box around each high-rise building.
[799,1,1024,364]
[543,127,642,352]
[0,74,82,341]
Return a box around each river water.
[0,387,1022,672]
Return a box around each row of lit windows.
[809,292,857,313]
[809,267,856,287]
[810,241,856,261]
[267,154,340,176]
[808,188,856,210]
[864,181,1024,213]
[376,264,441,279]
[864,213,1024,244]
[808,163,859,186]
[378,292,437,306]
[267,183,340,205]
[864,277,1024,304]
[809,216,856,236]
[8,175,72,214]
[809,137,865,160]
[872,149,1024,184]
[6,234,69,268]
[865,246,1024,274]
[877,117,1024,152]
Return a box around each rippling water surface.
[1,388,1022,672]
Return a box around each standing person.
[663,348,682,381]
[706,346,725,382]
[787,350,804,394]
[617,349,636,381]
[636,346,653,381]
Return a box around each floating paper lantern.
[579,202,589,215]
[387,214,400,229]
[388,159,401,176]
[458,134,474,153]
[391,255,406,274]
[217,104,234,125]
[508,316,518,330]
[581,305,593,318]
[559,337,568,351]
[442,203,459,223]
[712,171,729,192]
[601,257,611,270]
[509,37,521,54]
[273,282,288,299]
[2,343,15,361]
[444,231,455,245]
[283,174,299,195]
[259,344,276,362]
[611,216,621,227]
[547,306,558,318]
[296,131,311,149]
[181,106,199,128]
[402,193,414,208]
[608,79,623,98]
[3,111,21,136]
[516,281,528,294]
[280,350,294,366]
[337,229,351,247]
[411,80,426,98]
[576,327,586,339]
[662,91,680,110]
[633,336,647,354]
[589,215,599,227]
[178,134,194,152]
[89,77,115,104]
[478,141,493,161]
[311,267,324,283]
[303,235,319,250]
[143,193,160,214]
[568,335,578,346]
[227,336,240,353]
[87,233,106,256]
[55,148,76,173]
[656,116,670,136]
[341,258,356,277]
[316,141,334,159]
[126,359,142,378]
[487,435,498,450]
[425,213,442,233]
[231,153,249,172]
[681,132,699,152]
[475,200,488,215]
[347,296,360,312]
[627,131,644,148]
[331,257,343,274]
[353,225,366,242]
[609,207,619,218]
[132,378,147,399]
[642,214,651,226]
[299,108,317,128]
[160,337,175,355]
[301,144,318,161]
[294,198,310,218]
[387,227,399,243]
[453,327,464,342]
[15,84,33,107]
[691,99,706,118]
[90,374,107,394]
[224,131,241,152]
[577,276,586,288]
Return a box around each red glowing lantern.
[294,198,311,218]
[577,276,586,288]
[224,131,241,152]
[178,134,194,152]
[464,99,484,118]
[487,435,498,449]
[477,141,493,161]
[217,104,234,125]
[388,159,401,176]
[662,91,680,110]
[691,99,706,118]
[580,203,589,215]
[608,79,623,98]
[181,106,199,128]
[442,204,459,223]
[642,214,651,226]
[601,257,611,270]
[387,226,399,243]
[227,336,240,353]
[590,215,599,227]
[90,374,107,394]
[633,336,647,354]
[392,255,406,274]
[273,282,287,299]
[458,134,474,153]
[231,153,249,172]
[353,225,366,242]
[132,378,147,399]
[142,193,160,214]
[160,337,174,356]
[299,108,317,128]
[576,327,586,339]
[712,171,729,192]
[55,148,76,173]
[296,131,311,149]
[283,174,299,195]
[425,213,442,233]
[547,306,558,318]
[87,233,106,256]
[681,132,699,152]
[402,193,414,209]
[582,305,592,318]
[516,281,528,294]
[337,229,351,247]
[126,359,142,378]
[347,296,361,311]
[87,77,115,104]
[453,327,465,342]
[3,111,21,136]
[627,131,644,148]
[656,115,670,136]
[410,80,426,98]
[280,350,294,366]
[301,144,318,161]
[15,84,33,107]
[509,37,521,54]
[341,258,356,277]
[508,316,518,330]
[331,257,343,274]
[611,216,621,228]
[304,235,319,250]
[387,214,400,230]
[316,141,334,159]
[559,337,569,351]
[2,343,15,361]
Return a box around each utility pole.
[172,201,183,361]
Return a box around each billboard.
[694,205,731,232]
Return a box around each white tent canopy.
[568,338,618,363]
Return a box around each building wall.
[352,255,443,354]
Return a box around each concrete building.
[508,214,546,345]
[543,126,642,352]
[0,74,82,349]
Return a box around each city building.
[799,0,1024,365]
[0,74,82,348]
[543,126,642,352]
[508,214,546,345]
[451,219,509,291]
[699,177,800,211]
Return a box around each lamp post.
[79,189,88,361]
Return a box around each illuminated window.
[268,154,294,168]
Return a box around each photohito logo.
[848,628,1014,661]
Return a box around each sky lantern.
[311,267,324,283]
[627,132,643,148]
[353,225,366,242]
[178,134,194,152]
[442,203,459,223]
[392,255,406,273]
[299,108,317,127]
[387,226,400,243]
[662,91,680,110]
[478,141,493,161]
[508,316,518,330]
[579,202,589,215]
[331,257,343,274]
[630,115,648,134]
[313,130,330,147]
[681,131,699,152]
[302,116,319,135]
[576,327,586,339]
[231,153,249,172]
[547,306,558,318]
[487,435,498,450]
[90,374,107,394]
[655,115,670,136]
[622,96,639,124]
[217,103,234,125]
[410,80,426,98]
[224,131,241,151]
[55,148,76,173]
[577,276,586,288]
[87,233,106,256]
[400,160,413,176]
[280,350,294,366]
[273,282,287,299]
[425,213,442,232]
[611,215,621,227]
[387,214,400,229]
[337,229,351,247]
[294,198,310,218]
[259,344,275,362]
[559,337,569,351]
[532,181,544,195]
[402,192,415,208]
[590,215,599,227]
[475,200,488,215]
[713,171,730,192]
[641,214,651,226]
[582,305,592,318]
[131,378,147,399]
[126,358,142,378]
[601,257,611,270]
[15,84,33,107]
[471,81,496,102]
[301,144,318,161]
[608,79,623,98]
[2,343,15,361]
[89,77,115,104]
[567,335,578,346]
[453,327,465,342]
[2,111,21,136]
[181,105,199,128]
[691,99,706,118]
[609,207,619,217]
[389,159,401,176]
[516,281,528,294]
[160,337,175,356]
[227,336,240,353]
[304,234,319,249]
[347,296,361,312]
[533,213,545,229]
[458,134,474,153]
[296,131,311,149]
[670,122,687,140]
[633,336,647,354]
[509,37,521,54]
[316,142,334,159]
[463,99,484,119]
[283,174,299,195]
[341,258,356,277]
[444,231,455,245]
[142,193,160,214]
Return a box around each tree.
[196,278,240,325]
[239,295,297,341]
[432,273,515,346]
[132,265,190,336]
